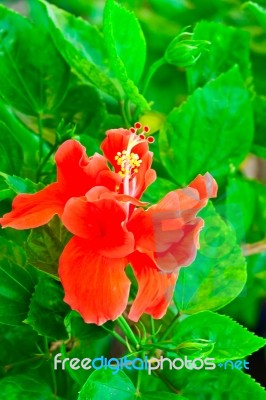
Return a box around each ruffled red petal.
[128,173,217,272]
[1,140,119,230]
[59,237,130,325]
[0,183,63,229]
[128,251,178,322]
[62,195,134,258]
[101,128,148,171]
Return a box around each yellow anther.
[115,150,141,179]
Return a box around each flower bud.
[164,32,211,68]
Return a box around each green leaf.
[0,236,26,267]
[142,177,177,203]
[159,67,253,185]
[41,0,119,99]
[26,273,69,339]
[0,375,62,400]
[25,216,71,276]
[0,173,43,194]
[78,369,136,400]
[226,177,256,241]
[0,257,36,326]
[189,21,251,91]
[0,122,23,175]
[161,368,266,400]
[174,202,247,313]
[103,0,150,111]
[0,324,42,377]
[245,2,266,31]
[104,0,146,84]
[172,311,266,362]
[18,81,108,145]
[251,95,266,158]
[0,4,69,115]
[142,393,188,400]
[65,311,113,341]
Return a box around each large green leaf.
[252,95,266,158]
[171,311,266,362]
[226,177,256,241]
[245,2,266,31]
[26,273,69,339]
[0,324,42,377]
[159,67,253,185]
[161,368,266,400]
[189,21,251,91]
[174,202,247,313]
[103,0,149,111]
[0,375,62,400]
[0,122,23,175]
[0,249,36,326]
[78,369,136,400]
[103,0,146,84]
[40,0,119,99]
[25,216,71,276]
[0,4,69,115]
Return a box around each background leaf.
[174,202,247,313]
[172,311,266,362]
[188,21,251,91]
[0,122,23,175]
[159,66,253,185]
[41,0,119,99]
[78,369,136,400]
[26,273,69,339]
[103,0,149,111]
[0,4,69,115]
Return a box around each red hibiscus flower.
[0,140,119,229]
[0,124,218,325]
[58,125,218,324]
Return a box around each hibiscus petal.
[62,196,135,258]
[101,128,148,170]
[0,183,63,229]
[59,237,130,325]
[156,218,204,272]
[55,140,113,195]
[189,172,218,200]
[128,251,178,322]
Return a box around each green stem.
[150,317,156,343]
[116,316,139,348]
[159,312,180,342]
[121,100,131,128]
[101,325,128,348]
[142,58,166,96]
[36,143,57,181]
[37,114,44,162]
[44,337,57,396]
[186,67,193,95]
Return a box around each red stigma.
[135,122,142,129]
[144,126,149,133]
[130,128,136,133]
[147,136,155,143]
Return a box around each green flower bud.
[164,32,211,67]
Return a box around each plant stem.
[116,316,139,348]
[121,100,131,128]
[101,325,129,348]
[159,312,180,342]
[150,317,156,343]
[142,58,165,96]
[37,114,44,162]
[44,336,57,396]
[36,143,57,181]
